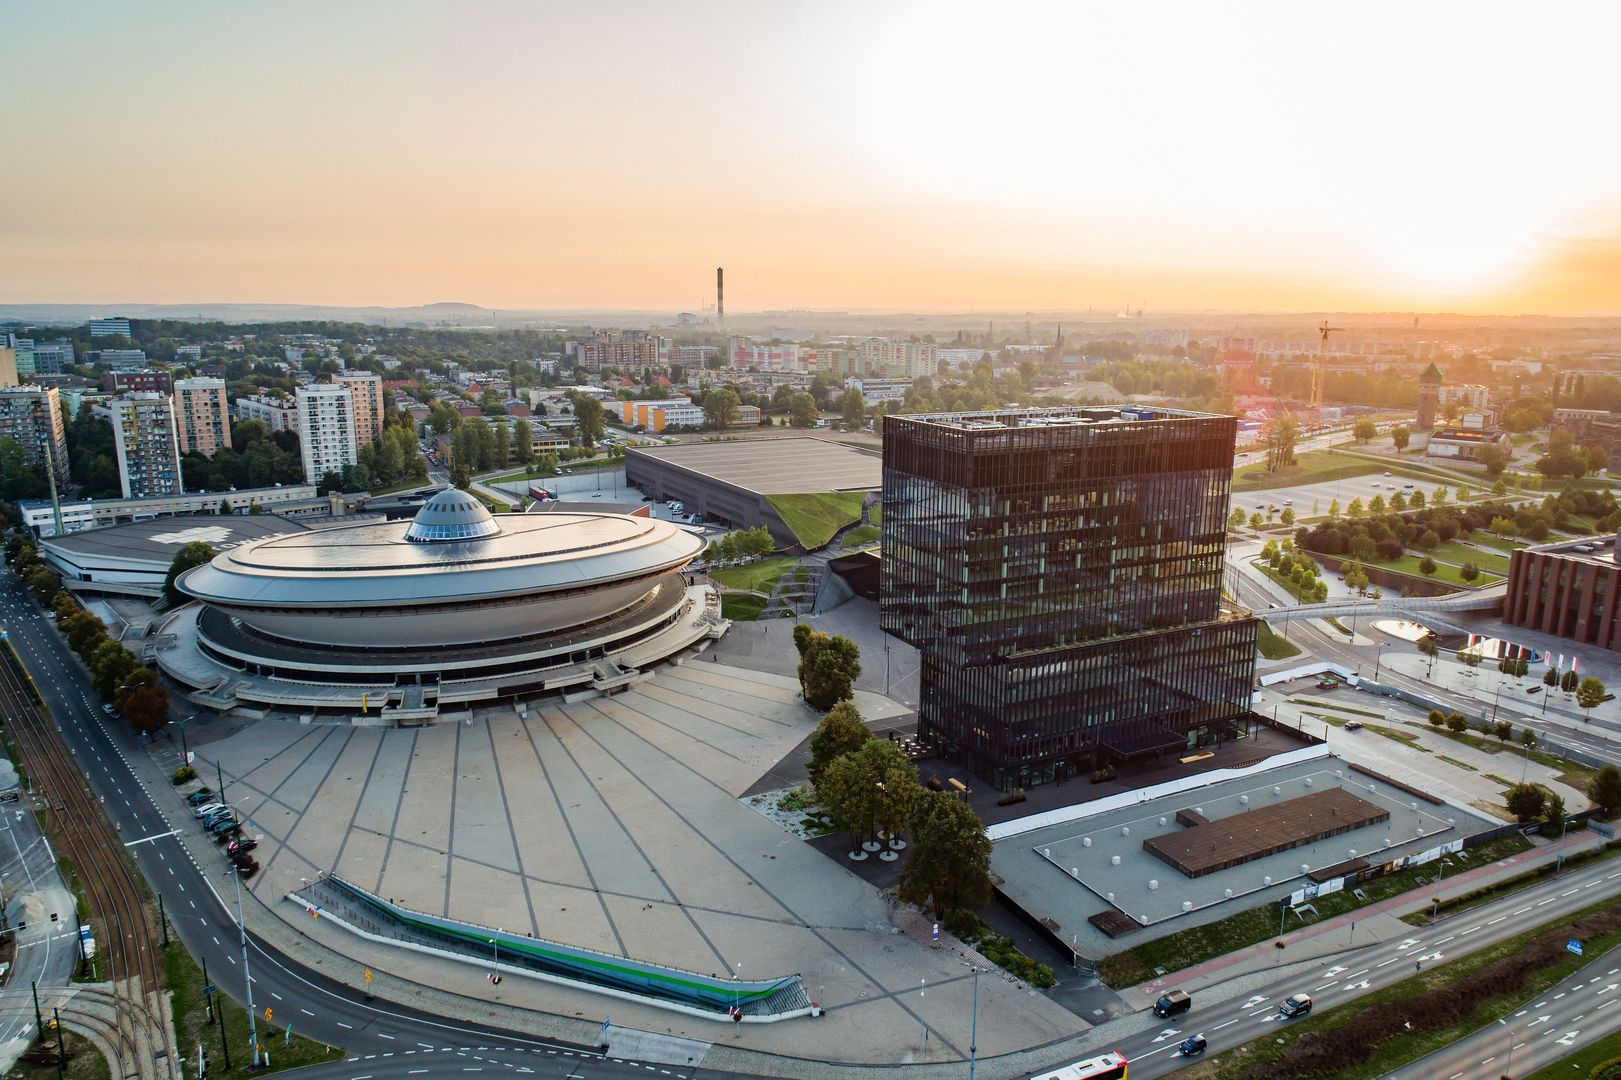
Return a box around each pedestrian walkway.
[1123,826,1606,1010]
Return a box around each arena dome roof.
[405,489,502,542]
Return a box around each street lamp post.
[963,963,980,1080]
[230,866,261,1066]
[1374,642,1389,683]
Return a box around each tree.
[1493,720,1513,742]
[1346,498,1364,518]
[1417,634,1439,674]
[808,701,869,788]
[1543,792,1568,833]
[163,541,217,608]
[1459,562,1480,582]
[841,389,866,430]
[1419,555,1438,577]
[1391,425,1411,451]
[1544,667,1559,687]
[1505,782,1546,822]
[795,630,863,710]
[511,419,534,467]
[1353,418,1377,444]
[703,388,741,431]
[88,640,140,699]
[573,395,606,446]
[1343,560,1370,595]
[1519,727,1538,752]
[1480,446,1509,477]
[1445,713,1468,733]
[1562,669,1579,693]
[896,789,993,921]
[119,684,170,735]
[1587,765,1621,817]
[1264,416,1299,472]
[1427,710,1444,729]
[1280,507,1295,526]
[788,393,817,429]
[1328,498,1341,518]
[819,751,880,856]
[860,739,920,846]
[1228,507,1246,529]
[1576,676,1607,719]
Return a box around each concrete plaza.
[184,660,1086,1066]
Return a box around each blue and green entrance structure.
[288,875,813,1022]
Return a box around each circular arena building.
[158,490,727,723]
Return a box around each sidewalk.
[1121,827,1606,1011]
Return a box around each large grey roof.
[626,438,880,494]
[42,515,308,566]
[177,512,701,608]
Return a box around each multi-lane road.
[0,571,740,1080]
[1121,849,1621,1077]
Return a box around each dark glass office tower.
[881,407,1257,790]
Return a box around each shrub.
[172,765,198,785]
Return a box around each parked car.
[1280,993,1313,1018]
[1178,1034,1207,1057]
[185,789,215,806]
[207,817,241,836]
[226,838,258,857]
[234,858,260,879]
[1344,720,1363,731]
[192,803,226,819]
[1316,678,1338,689]
[214,825,243,844]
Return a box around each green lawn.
[720,594,768,620]
[1426,540,1512,574]
[708,555,796,594]
[1252,561,1322,603]
[1380,553,1503,587]
[766,492,866,549]
[841,525,880,548]
[1233,449,1385,491]
[1191,891,1621,1080]
[1096,834,1533,988]
[165,943,343,1074]
[1256,621,1301,660]
[1286,699,1384,718]
[869,506,882,525]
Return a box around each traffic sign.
[1568,938,1584,956]
[264,1007,272,1022]
[202,984,216,995]
[363,968,372,985]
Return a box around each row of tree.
[704,527,774,564]
[5,540,170,734]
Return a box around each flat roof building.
[1504,531,1621,652]
[87,317,131,338]
[236,394,299,434]
[108,393,183,499]
[0,386,69,486]
[296,382,357,484]
[334,370,385,447]
[625,437,881,545]
[173,377,232,458]
[881,406,1257,790]
[41,514,310,597]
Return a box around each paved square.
[190,661,1085,1063]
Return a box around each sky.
[5,0,1621,315]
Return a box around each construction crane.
[1310,320,1343,410]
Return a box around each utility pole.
[964,963,980,1080]
[231,868,260,1065]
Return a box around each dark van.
[1154,989,1192,1018]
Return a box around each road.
[1226,554,1621,768]
[1384,944,1621,1080]
[0,571,749,1080]
[1119,850,1621,1076]
[0,796,80,1061]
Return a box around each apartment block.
[0,387,69,485]
[296,383,357,484]
[333,370,385,446]
[87,317,132,338]
[235,394,300,434]
[108,393,184,499]
[172,377,233,458]
[577,331,671,374]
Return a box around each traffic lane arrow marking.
[1527,1015,1553,1027]
[1150,1029,1181,1043]
[1242,995,1266,1009]
[1556,1030,1581,1045]
[1598,984,1618,995]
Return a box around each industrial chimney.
[716,267,725,324]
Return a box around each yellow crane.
[1310,320,1343,410]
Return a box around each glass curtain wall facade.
[881,408,1258,789]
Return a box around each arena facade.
[158,489,727,722]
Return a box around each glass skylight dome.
[403,489,502,543]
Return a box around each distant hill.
[0,301,505,327]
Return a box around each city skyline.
[5,1,1621,316]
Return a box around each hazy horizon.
[5,1,1620,316]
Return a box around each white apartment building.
[296,383,357,484]
[1438,383,1492,412]
[853,338,938,378]
[108,393,183,499]
[236,394,300,434]
[843,377,911,404]
[172,377,233,458]
[92,349,148,370]
[333,370,385,446]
